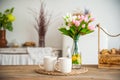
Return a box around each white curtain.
[0,54,35,65]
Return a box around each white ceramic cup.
[39,56,57,71]
[54,57,72,73]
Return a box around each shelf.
[0,48,27,54]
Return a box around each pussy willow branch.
[28,0,52,47]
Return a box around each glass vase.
[71,39,82,69]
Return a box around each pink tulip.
[80,15,84,20]
[74,20,80,27]
[72,20,75,24]
[72,20,80,27]
[88,25,95,31]
[82,24,85,28]
[84,15,88,22]
[79,19,83,22]
[89,18,95,22]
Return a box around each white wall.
[0,0,120,50]
[0,0,60,48]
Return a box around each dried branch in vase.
[34,0,52,47]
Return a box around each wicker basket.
[98,54,120,69]
[97,24,120,69]
[99,54,120,64]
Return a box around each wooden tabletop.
[0,65,120,80]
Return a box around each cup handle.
[54,60,60,71]
[38,63,44,70]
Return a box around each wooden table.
[0,65,120,80]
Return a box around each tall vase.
[0,30,7,48]
[71,36,82,69]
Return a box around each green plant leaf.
[86,30,94,34]
[70,26,75,35]
[78,21,84,31]
[85,23,88,29]
[59,28,68,35]
[5,9,9,13]
[10,7,14,13]
[59,28,73,38]
[68,30,74,38]
[0,13,2,17]
[6,22,13,31]
[81,28,87,33]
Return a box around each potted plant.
[0,7,15,47]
